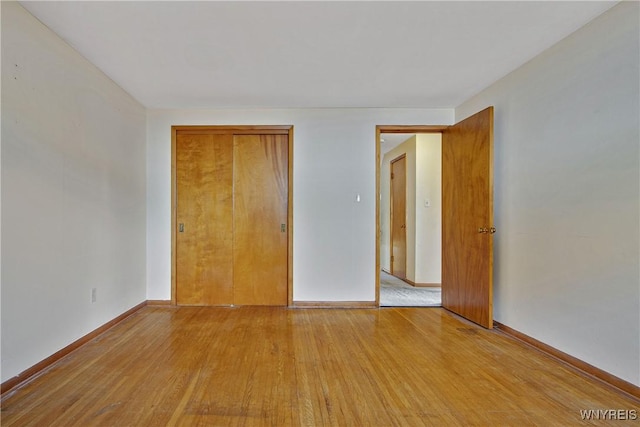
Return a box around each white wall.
[457,2,640,386]
[147,109,453,302]
[1,2,147,382]
[415,134,442,285]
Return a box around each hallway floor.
[380,271,441,307]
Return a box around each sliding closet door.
[233,134,289,306]
[175,134,234,305]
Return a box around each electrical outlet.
[91,288,97,303]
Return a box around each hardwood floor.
[2,306,638,426]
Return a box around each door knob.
[179,223,184,233]
[478,227,496,234]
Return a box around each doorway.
[376,107,495,328]
[379,132,444,307]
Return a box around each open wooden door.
[442,107,494,328]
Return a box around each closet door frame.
[171,125,294,306]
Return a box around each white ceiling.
[20,1,617,109]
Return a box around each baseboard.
[291,301,377,309]
[404,278,441,288]
[382,272,440,288]
[147,300,172,305]
[1,301,147,397]
[494,321,640,401]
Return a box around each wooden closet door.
[233,134,288,306]
[176,134,233,305]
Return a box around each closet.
[172,126,291,306]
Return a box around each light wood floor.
[2,306,638,426]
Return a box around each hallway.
[380,271,441,307]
